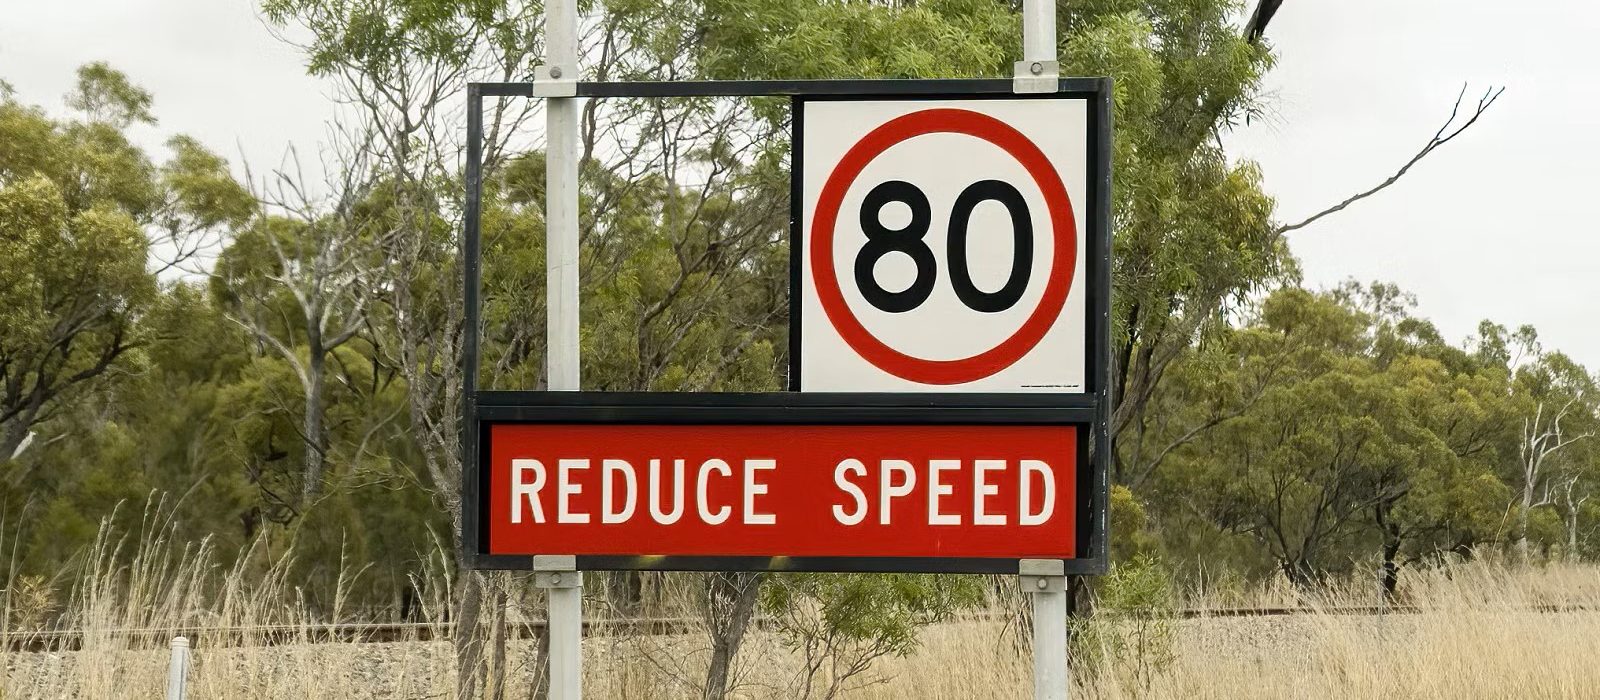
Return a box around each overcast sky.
[3,1,1597,367]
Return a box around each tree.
[259,0,547,693]
[212,151,385,503]
[0,64,248,466]
[1508,347,1597,562]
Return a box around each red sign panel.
[486,424,1077,560]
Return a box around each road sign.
[460,79,1112,578]
[486,422,1077,563]
[794,95,1095,393]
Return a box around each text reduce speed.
[486,424,1078,560]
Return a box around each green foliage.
[1071,555,1178,692]
[65,62,156,127]
[700,0,1016,81]
[763,573,984,697]
[1109,484,1159,561]
[0,68,164,465]
[0,66,437,615]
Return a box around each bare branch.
[1276,85,1504,235]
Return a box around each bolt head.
[549,66,563,79]
[1030,61,1044,75]
[551,574,562,585]
[1036,577,1048,589]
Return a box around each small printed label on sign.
[486,423,1077,559]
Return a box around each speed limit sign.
[793,95,1103,393]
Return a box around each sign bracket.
[1012,59,1061,94]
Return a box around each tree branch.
[1244,0,1285,43]
[1276,85,1504,235]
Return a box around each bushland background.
[3,1,1597,698]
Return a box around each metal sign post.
[537,0,581,696]
[1018,4,1070,697]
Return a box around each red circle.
[811,108,1078,385]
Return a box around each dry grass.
[4,512,1599,699]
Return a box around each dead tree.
[1516,395,1594,561]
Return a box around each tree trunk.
[1567,502,1582,563]
[1380,531,1401,601]
[1517,478,1535,564]
[488,580,508,700]
[1376,502,1402,601]
[607,571,644,615]
[1281,559,1317,590]
[456,569,488,700]
[531,619,551,700]
[302,348,327,502]
[0,416,31,464]
[702,572,763,700]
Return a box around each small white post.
[1023,559,1068,700]
[165,636,190,700]
[535,564,583,700]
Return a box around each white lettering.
[833,459,868,526]
[602,458,637,524]
[649,458,685,524]
[510,458,546,524]
[973,459,1006,525]
[743,459,776,525]
[928,459,960,525]
[697,458,732,525]
[879,460,916,525]
[557,458,590,524]
[1020,459,1055,526]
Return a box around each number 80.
[854,179,1033,314]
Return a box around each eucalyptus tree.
[211,158,387,504]
[0,64,250,467]
[1507,346,1598,561]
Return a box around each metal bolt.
[551,574,561,585]
[549,66,563,79]
[1035,577,1047,589]
[1030,61,1043,75]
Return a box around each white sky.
[3,0,1597,367]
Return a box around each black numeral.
[856,180,936,313]
[947,180,1031,313]
[854,180,1033,314]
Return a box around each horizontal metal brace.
[470,77,1111,100]
[1013,60,1061,94]
[532,65,577,98]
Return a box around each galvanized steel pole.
[1022,0,1056,62]
[544,0,583,695]
[1029,569,1069,700]
[1020,0,1069,693]
[546,0,580,392]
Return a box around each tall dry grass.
[4,508,1599,699]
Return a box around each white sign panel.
[797,97,1090,393]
